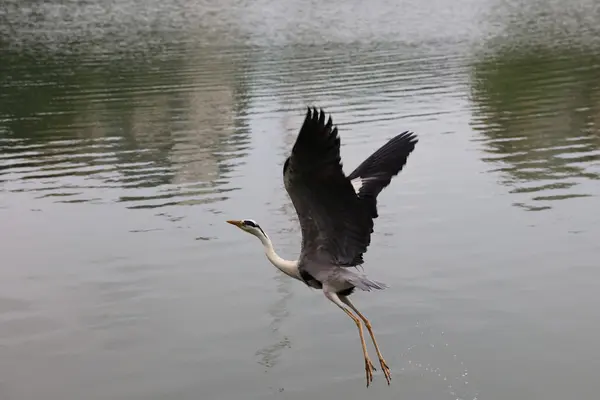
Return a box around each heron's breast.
[299,268,323,289]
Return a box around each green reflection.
[470,45,600,210]
[0,42,252,207]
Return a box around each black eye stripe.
[243,220,257,227]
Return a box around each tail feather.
[342,268,388,291]
[348,131,418,218]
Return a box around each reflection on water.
[255,274,293,370]
[471,2,600,211]
[0,45,252,209]
[245,43,469,134]
[0,39,467,210]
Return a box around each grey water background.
[1,0,600,399]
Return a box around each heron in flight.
[227,107,417,387]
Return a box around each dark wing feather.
[284,108,371,267]
[347,131,418,218]
[283,107,417,268]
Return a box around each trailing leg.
[324,290,376,387]
[340,295,391,385]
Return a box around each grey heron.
[227,107,418,387]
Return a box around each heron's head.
[226,219,266,240]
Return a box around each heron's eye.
[243,220,257,227]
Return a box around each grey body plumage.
[227,107,418,387]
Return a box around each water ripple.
[0,45,251,210]
[470,44,600,210]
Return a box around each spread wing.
[283,108,417,268]
[283,108,371,267]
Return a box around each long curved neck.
[258,232,301,281]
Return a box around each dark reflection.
[471,43,600,210]
[253,135,295,372]
[254,273,293,370]
[253,121,306,372]
[0,41,252,209]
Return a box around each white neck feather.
[257,232,301,281]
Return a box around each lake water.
[1,0,600,399]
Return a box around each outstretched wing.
[347,130,418,219]
[282,108,362,267]
[283,108,418,269]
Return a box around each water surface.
[1,1,600,399]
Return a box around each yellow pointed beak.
[226,220,243,227]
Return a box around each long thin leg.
[323,290,376,387]
[340,296,391,385]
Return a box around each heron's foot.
[364,357,376,387]
[378,357,391,385]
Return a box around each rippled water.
[1,0,600,399]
